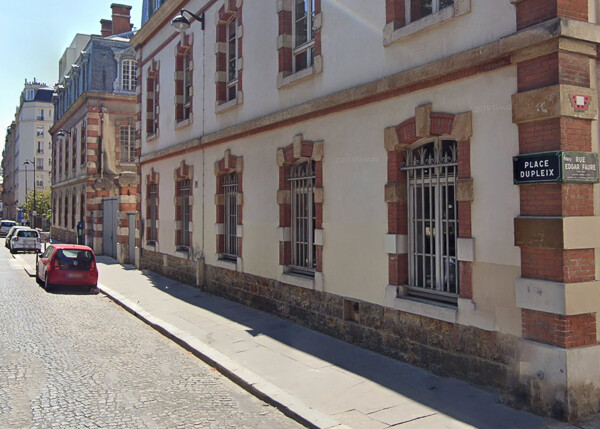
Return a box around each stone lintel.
[415,103,432,138]
[451,111,473,141]
[384,126,400,152]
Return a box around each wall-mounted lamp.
[171,9,205,32]
[56,129,71,137]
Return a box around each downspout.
[99,105,105,177]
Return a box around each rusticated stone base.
[51,227,77,245]
[202,264,520,391]
[138,249,520,399]
[140,248,196,286]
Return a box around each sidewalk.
[16,252,591,428]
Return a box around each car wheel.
[35,266,43,286]
[44,275,53,292]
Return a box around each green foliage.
[21,187,52,216]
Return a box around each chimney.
[111,3,133,35]
[100,19,113,38]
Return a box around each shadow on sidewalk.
[96,256,553,429]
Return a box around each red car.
[36,244,98,292]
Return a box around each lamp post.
[23,159,35,227]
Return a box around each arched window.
[121,59,138,91]
[402,138,458,300]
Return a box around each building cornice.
[141,17,599,164]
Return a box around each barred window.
[122,59,138,91]
[120,125,135,163]
[178,179,191,248]
[148,184,158,243]
[222,173,238,260]
[289,161,316,274]
[293,0,315,72]
[402,138,458,302]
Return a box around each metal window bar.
[223,173,238,260]
[288,161,316,274]
[402,139,458,302]
[148,184,158,242]
[179,180,191,247]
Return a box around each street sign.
[513,151,599,185]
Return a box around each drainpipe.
[98,105,104,177]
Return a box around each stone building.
[49,4,138,263]
[131,0,600,420]
[2,80,54,222]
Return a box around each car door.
[38,246,54,279]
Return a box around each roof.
[34,89,54,103]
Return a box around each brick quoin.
[520,184,594,216]
[515,0,588,31]
[517,52,590,92]
[518,118,592,154]
[521,248,595,283]
[522,309,596,348]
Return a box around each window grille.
[120,125,135,163]
[183,50,192,120]
[402,138,458,302]
[293,0,315,72]
[226,18,238,101]
[288,161,316,274]
[223,173,238,260]
[178,179,191,248]
[148,184,158,242]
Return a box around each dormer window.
[122,59,138,92]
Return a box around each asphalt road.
[0,246,302,428]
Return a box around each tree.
[21,186,52,217]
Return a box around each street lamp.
[23,159,35,227]
[171,9,205,32]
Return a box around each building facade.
[50,4,138,263]
[132,0,600,420]
[2,81,54,222]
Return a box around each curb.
[97,282,346,429]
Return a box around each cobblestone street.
[0,248,302,428]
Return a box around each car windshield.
[18,230,38,238]
[55,249,94,270]
[2,222,16,227]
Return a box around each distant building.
[2,80,54,222]
[141,0,167,27]
[50,3,137,263]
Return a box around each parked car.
[36,244,98,292]
[9,228,42,254]
[5,226,29,248]
[0,220,17,237]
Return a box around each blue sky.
[0,1,142,148]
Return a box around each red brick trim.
[215,150,243,257]
[386,107,472,299]
[145,60,159,136]
[145,168,159,243]
[216,1,243,105]
[174,34,193,123]
[277,135,323,272]
[522,309,596,348]
[514,0,588,31]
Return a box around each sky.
[0,1,142,148]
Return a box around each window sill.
[144,241,157,251]
[175,116,193,130]
[147,131,160,142]
[384,2,470,46]
[216,257,242,272]
[216,95,243,114]
[175,247,190,258]
[385,284,457,323]
[277,56,323,89]
[280,271,323,291]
